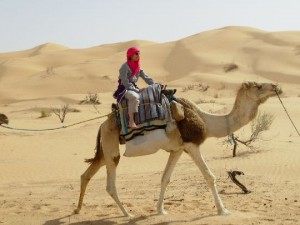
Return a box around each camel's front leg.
[106,162,133,218]
[157,150,183,215]
[187,144,230,215]
[100,115,132,217]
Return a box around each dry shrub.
[52,104,80,123]
[80,92,101,105]
[249,111,275,142]
[182,83,209,92]
[46,67,55,75]
[40,110,51,118]
[195,99,216,104]
[223,111,275,157]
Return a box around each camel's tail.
[85,125,103,164]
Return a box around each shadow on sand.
[43,212,222,225]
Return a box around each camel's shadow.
[43,214,161,225]
[43,215,123,225]
[42,213,219,225]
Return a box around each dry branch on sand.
[225,111,275,157]
[227,170,251,194]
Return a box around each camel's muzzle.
[273,84,282,95]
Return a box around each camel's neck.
[198,90,260,138]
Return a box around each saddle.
[112,84,177,143]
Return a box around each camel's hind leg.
[74,158,105,214]
[187,144,230,215]
[157,150,183,215]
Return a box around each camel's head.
[0,114,9,125]
[241,81,282,103]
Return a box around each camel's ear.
[242,82,250,89]
[254,82,262,89]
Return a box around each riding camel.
[75,81,281,217]
[0,114,9,125]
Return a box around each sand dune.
[1,26,300,224]
[1,26,300,103]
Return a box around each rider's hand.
[159,84,167,90]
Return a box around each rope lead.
[0,112,114,132]
[276,90,300,136]
[0,101,154,132]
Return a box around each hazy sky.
[1,0,300,52]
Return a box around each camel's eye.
[256,84,262,90]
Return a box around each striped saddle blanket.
[116,84,170,142]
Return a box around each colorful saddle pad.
[116,84,170,142]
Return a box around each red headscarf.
[126,47,140,78]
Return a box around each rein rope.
[0,112,114,132]
[276,90,300,136]
[0,101,155,132]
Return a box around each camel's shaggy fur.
[170,101,185,121]
[176,98,207,145]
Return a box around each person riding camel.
[113,47,155,128]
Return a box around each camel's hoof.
[218,208,230,216]
[158,209,168,215]
[126,213,134,219]
[74,208,80,214]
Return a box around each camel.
[0,114,9,125]
[74,81,281,217]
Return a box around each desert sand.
[1,26,300,225]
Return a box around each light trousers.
[125,90,140,114]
